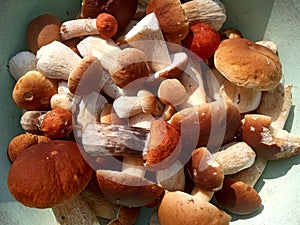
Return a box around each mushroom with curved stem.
[137,89,165,118]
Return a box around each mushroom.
[169,100,240,150]
[219,27,243,40]
[12,71,58,110]
[181,0,227,30]
[96,13,119,39]
[255,40,277,53]
[7,133,50,163]
[212,142,256,175]
[36,41,82,80]
[7,140,93,208]
[113,95,143,119]
[100,103,127,125]
[80,0,138,32]
[20,110,48,134]
[26,14,62,54]
[82,119,181,171]
[241,114,300,160]
[68,55,109,95]
[214,177,262,215]
[8,51,37,80]
[109,47,150,89]
[117,12,171,72]
[214,38,282,91]
[137,89,165,117]
[146,0,189,43]
[219,79,262,113]
[40,107,73,139]
[60,18,99,41]
[158,191,231,225]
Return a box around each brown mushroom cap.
[12,71,58,110]
[81,0,138,31]
[7,133,50,163]
[26,14,62,54]
[68,55,104,95]
[96,170,164,207]
[8,140,93,208]
[169,101,240,149]
[214,38,282,91]
[214,177,262,215]
[146,0,189,43]
[191,147,224,191]
[158,191,231,225]
[109,48,150,88]
[145,120,181,171]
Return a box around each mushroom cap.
[145,120,181,171]
[191,147,224,191]
[146,0,189,43]
[8,140,93,208]
[214,177,262,215]
[109,48,150,88]
[41,108,73,139]
[26,14,62,53]
[214,38,282,91]
[158,79,188,106]
[12,71,58,110]
[81,0,138,31]
[169,101,240,149]
[96,170,164,207]
[7,133,50,163]
[68,55,104,95]
[158,191,231,225]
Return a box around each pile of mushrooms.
[6,0,300,224]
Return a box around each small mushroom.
[137,89,165,117]
[12,71,58,110]
[146,0,189,43]
[113,95,143,119]
[96,13,118,39]
[158,79,188,106]
[26,14,62,54]
[8,51,37,80]
[7,133,50,163]
[219,28,243,40]
[20,110,48,134]
[214,177,262,215]
[109,48,150,89]
[8,140,93,208]
[158,191,231,225]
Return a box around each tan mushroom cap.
[146,0,189,43]
[26,14,62,54]
[96,170,164,207]
[109,48,150,88]
[12,71,58,110]
[214,38,282,91]
[191,147,224,191]
[214,177,262,215]
[7,133,50,163]
[145,120,181,171]
[158,79,188,106]
[8,140,93,208]
[68,55,104,95]
[158,191,231,225]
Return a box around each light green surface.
[0,0,299,224]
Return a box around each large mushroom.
[8,140,93,208]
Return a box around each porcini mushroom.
[12,71,58,110]
[214,38,282,91]
[8,140,93,208]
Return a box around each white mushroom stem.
[156,160,185,191]
[119,12,171,72]
[255,40,278,53]
[8,51,37,80]
[52,194,100,225]
[50,93,76,112]
[57,81,70,95]
[37,41,82,80]
[113,95,143,119]
[77,36,121,71]
[20,110,48,133]
[60,18,99,41]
